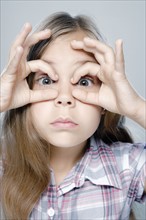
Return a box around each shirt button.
[47,207,55,217]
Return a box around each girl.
[0,12,145,220]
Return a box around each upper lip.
[50,117,78,125]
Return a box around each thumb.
[72,89,99,105]
[29,89,58,104]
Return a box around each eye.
[36,75,55,86]
[77,77,93,87]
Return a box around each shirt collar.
[74,136,122,190]
[58,136,122,196]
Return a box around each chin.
[40,129,95,148]
[49,140,83,148]
[46,135,87,148]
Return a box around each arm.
[71,37,146,192]
[130,99,145,128]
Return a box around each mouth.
[50,117,78,129]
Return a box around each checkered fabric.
[29,137,146,220]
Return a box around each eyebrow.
[41,58,97,66]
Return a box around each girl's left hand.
[71,37,145,124]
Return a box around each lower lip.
[50,122,78,129]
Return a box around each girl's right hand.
[0,23,58,112]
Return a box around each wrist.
[129,98,146,128]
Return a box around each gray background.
[0,0,146,219]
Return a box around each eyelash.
[35,75,94,87]
[77,77,94,87]
[36,75,55,86]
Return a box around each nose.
[54,84,75,107]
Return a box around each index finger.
[71,38,115,65]
[10,23,32,58]
[71,62,100,84]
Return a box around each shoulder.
[91,137,146,173]
[109,142,146,171]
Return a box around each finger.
[71,37,115,64]
[29,88,58,104]
[71,62,100,84]
[83,38,115,65]
[71,38,107,53]
[72,88,99,105]
[71,40,104,64]
[23,29,51,56]
[26,60,58,80]
[2,46,24,80]
[115,39,125,73]
[84,37,109,53]
[10,23,32,58]
[22,29,51,59]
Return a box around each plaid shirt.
[29,137,146,220]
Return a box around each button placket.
[47,207,55,218]
[48,184,57,219]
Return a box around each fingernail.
[55,74,58,79]
[21,23,31,32]
[71,40,78,43]
[119,40,123,45]
[116,39,123,45]
[21,23,27,31]
[71,77,74,83]
[84,37,91,41]
[16,46,23,52]
[44,29,50,33]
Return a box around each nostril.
[56,100,72,105]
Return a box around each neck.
[49,141,87,175]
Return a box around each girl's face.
[30,31,102,148]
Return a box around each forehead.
[41,31,96,63]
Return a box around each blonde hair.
[0,12,133,219]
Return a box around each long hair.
[1,12,133,219]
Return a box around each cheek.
[79,105,102,134]
[29,102,50,129]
